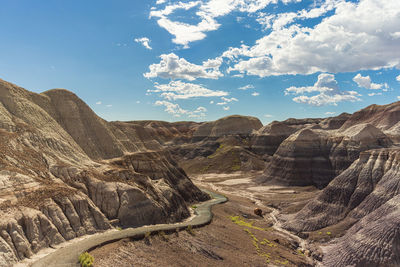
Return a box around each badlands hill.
[1,78,400,266]
[0,79,209,265]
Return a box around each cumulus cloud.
[264,114,273,118]
[144,53,223,81]
[216,96,238,105]
[155,100,207,118]
[227,0,400,77]
[150,0,300,47]
[134,37,152,50]
[285,73,362,106]
[353,73,383,90]
[221,96,238,102]
[397,75,400,82]
[96,101,102,105]
[257,0,338,30]
[238,84,254,90]
[368,92,382,96]
[252,92,260,96]
[325,111,336,115]
[223,106,230,111]
[148,80,228,100]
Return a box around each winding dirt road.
[29,190,227,267]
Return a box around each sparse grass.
[145,231,151,239]
[230,216,270,231]
[158,230,169,241]
[186,225,196,236]
[231,216,286,265]
[79,252,94,267]
[231,164,241,171]
[208,143,225,159]
[191,205,197,209]
[116,227,122,231]
[200,164,210,173]
[144,231,152,245]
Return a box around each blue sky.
[0,0,399,124]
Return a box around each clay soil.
[92,172,320,267]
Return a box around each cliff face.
[282,148,400,266]
[259,121,393,188]
[0,79,208,265]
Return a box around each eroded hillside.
[1,78,400,266]
[0,79,208,265]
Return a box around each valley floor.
[92,172,321,266]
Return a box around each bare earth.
[92,172,320,266]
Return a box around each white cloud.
[352,73,383,90]
[397,96,400,100]
[238,84,254,90]
[257,0,338,31]
[368,92,382,96]
[106,104,113,108]
[150,0,300,47]
[144,53,223,81]
[156,0,166,4]
[155,100,207,118]
[134,37,152,50]
[325,111,336,115]
[285,73,362,106]
[223,106,230,111]
[136,101,141,104]
[264,114,273,118]
[96,101,102,105]
[210,100,214,104]
[216,96,238,105]
[221,96,238,102]
[396,75,400,82]
[227,0,400,77]
[148,80,228,100]
[252,92,260,96]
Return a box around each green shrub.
[158,230,169,241]
[186,225,195,236]
[79,252,94,267]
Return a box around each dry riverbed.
[92,172,321,266]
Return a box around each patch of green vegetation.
[200,164,210,173]
[326,231,332,235]
[116,227,122,231]
[231,153,241,171]
[231,215,286,265]
[191,205,197,209]
[297,249,305,256]
[79,252,94,267]
[145,231,151,239]
[275,259,289,265]
[231,164,241,171]
[186,225,196,236]
[260,238,277,248]
[144,231,152,245]
[208,143,225,159]
[230,216,270,231]
[158,230,169,241]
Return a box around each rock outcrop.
[282,148,400,266]
[193,115,262,141]
[0,79,209,265]
[259,122,392,188]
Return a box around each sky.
[0,0,400,124]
